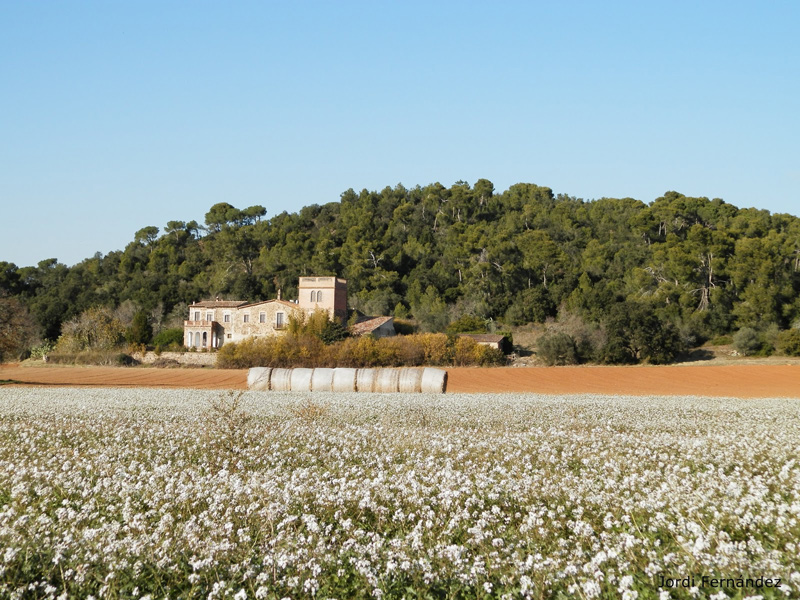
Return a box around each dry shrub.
[451,336,505,366]
[151,357,181,368]
[218,335,325,368]
[379,336,425,366]
[56,306,126,353]
[216,337,265,368]
[418,333,450,365]
[218,333,504,369]
[47,350,138,366]
[201,391,254,470]
[289,397,329,422]
[474,344,505,366]
[334,336,380,367]
[452,336,478,366]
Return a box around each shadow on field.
[674,348,715,363]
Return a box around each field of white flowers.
[0,388,798,600]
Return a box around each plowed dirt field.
[2,363,799,397]
[0,365,248,390]
[446,365,800,397]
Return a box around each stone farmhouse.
[184,276,392,348]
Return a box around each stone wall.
[134,351,217,367]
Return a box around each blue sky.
[1,1,798,268]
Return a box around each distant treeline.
[2,180,800,359]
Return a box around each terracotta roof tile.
[189,300,249,308]
[349,316,394,336]
[239,299,299,309]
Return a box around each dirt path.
[2,363,799,397]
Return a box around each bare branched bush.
[289,397,329,422]
[56,306,125,353]
[201,391,253,468]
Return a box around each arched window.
[202,332,208,347]
[188,332,193,347]
[316,290,323,302]
[310,291,315,302]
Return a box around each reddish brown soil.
[446,365,800,398]
[0,365,248,390]
[2,363,799,398]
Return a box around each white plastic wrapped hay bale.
[289,368,313,391]
[311,368,335,392]
[332,368,357,392]
[398,367,424,393]
[374,368,401,393]
[247,367,272,391]
[269,368,292,392]
[420,367,447,393]
[356,368,376,392]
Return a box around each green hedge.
[153,328,185,348]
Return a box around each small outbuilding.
[458,333,513,354]
[349,316,396,339]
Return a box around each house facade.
[184,276,353,349]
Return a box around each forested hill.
[3,180,800,345]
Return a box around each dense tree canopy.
[3,181,800,363]
[0,294,39,361]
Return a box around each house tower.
[298,276,348,323]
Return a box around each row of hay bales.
[247,367,447,393]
